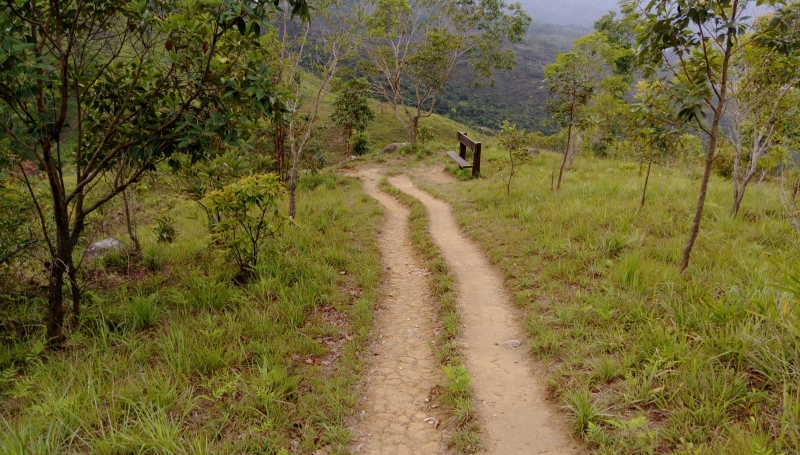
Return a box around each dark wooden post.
[473,142,481,177]
[459,133,467,160]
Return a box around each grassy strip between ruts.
[0,172,383,454]
[378,177,483,454]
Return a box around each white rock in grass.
[85,238,126,257]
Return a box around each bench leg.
[473,146,481,176]
[459,143,467,160]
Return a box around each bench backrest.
[457,131,481,176]
[458,131,480,152]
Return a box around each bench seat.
[446,151,472,169]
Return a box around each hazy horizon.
[517,0,620,27]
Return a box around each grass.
[0,171,383,454]
[416,149,800,454]
[378,177,483,453]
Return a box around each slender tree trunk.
[274,123,286,180]
[410,117,419,147]
[680,118,720,273]
[122,189,140,253]
[641,157,653,208]
[507,152,515,197]
[557,123,573,190]
[47,259,66,343]
[758,170,767,184]
[288,159,299,219]
[732,147,742,215]
[68,262,81,319]
[732,192,745,217]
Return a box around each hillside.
[310,85,485,159]
[433,23,590,134]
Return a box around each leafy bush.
[203,174,287,280]
[417,125,434,145]
[349,130,371,156]
[170,151,274,230]
[0,181,35,266]
[153,215,177,243]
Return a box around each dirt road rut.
[350,170,444,455]
[389,174,576,455]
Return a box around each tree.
[276,0,363,218]
[362,0,530,146]
[630,80,683,207]
[331,78,375,156]
[629,0,787,272]
[729,26,800,216]
[0,0,309,342]
[585,11,641,157]
[497,121,527,196]
[544,33,609,190]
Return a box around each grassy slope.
[300,76,485,163]
[417,148,800,454]
[0,172,383,454]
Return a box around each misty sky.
[517,0,773,28]
[517,0,620,27]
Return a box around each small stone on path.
[497,340,521,349]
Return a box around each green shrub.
[153,216,177,243]
[203,174,287,280]
[0,181,35,266]
[350,130,371,156]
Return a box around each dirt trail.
[389,174,577,455]
[350,169,444,455]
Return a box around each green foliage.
[529,130,566,151]
[171,151,274,229]
[330,78,375,154]
[0,0,310,340]
[203,174,287,278]
[627,0,785,270]
[544,33,613,184]
[562,388,609,435]
[350,130,371,156]
[0,182,34,266]
[544,33,613,133]
[153,216,177,244]
[498,121,528,196]
[417,125,434,145]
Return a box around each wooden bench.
[446,151,472,169]
[446,131,481,176]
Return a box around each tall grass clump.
[379,177,482,453]
[0,172,383,453]
[420,149,800,454]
